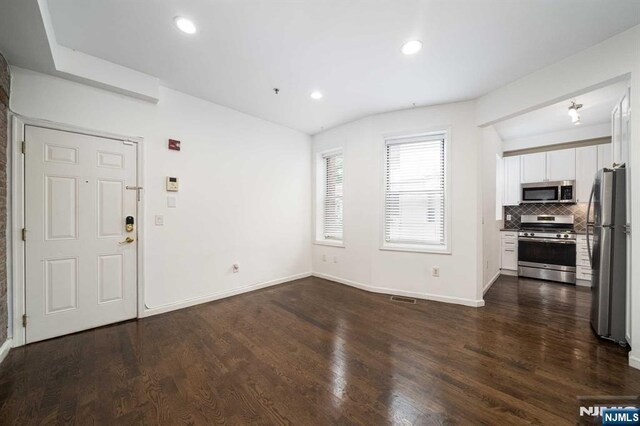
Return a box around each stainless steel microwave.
[520,180,576,204]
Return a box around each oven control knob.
[556,234,561,238]
[530,233,535,237]
[564,234,569,238]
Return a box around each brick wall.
[0,52,8,343]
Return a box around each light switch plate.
[167,196,177,208]
[155,215,164,226]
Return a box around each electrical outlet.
[432,266,440,277]
[232,263,240,273]
[155,215,164,226]
[506,214,512,221]
[333,256,337,263]
[322,254,327,262]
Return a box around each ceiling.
[2,1,640,134]
[494,81,629,142]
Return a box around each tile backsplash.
[503,203,589,233]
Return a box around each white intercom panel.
[166,176,179,192]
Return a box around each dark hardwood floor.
[1,275,639,425]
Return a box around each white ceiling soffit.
[494,80,629,142]
[501,122,611,153]
[36,0,160,102]
[4,0,639,134]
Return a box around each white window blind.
[323,152,343,240]
[384,133,446,248]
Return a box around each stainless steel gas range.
[517,215,577,284]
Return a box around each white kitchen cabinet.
[612,88,630,168]
[500,231,518,271]
[598,143,612,170]
[575,146,598,203]
[612,103,621,166]
[574,144,613,204]
[504,144,610,206]
[620,89,630,167]
[520,149,576,184]
[520,152,547,183]
[576,234,593,286]
[546,148,576,181]
[503,156,521,206]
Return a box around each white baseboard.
[483,271,501,295]
[630,352,640,370]
[500,269,518,277]
[142,272,312,317]
[0,339,12,366]
[312,272,485,307]
[575,279,592,288]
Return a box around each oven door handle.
[518,237,576,244]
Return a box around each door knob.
[119,237,135,245]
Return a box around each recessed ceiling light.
[175,17,197,34]
[310,91,323,100]
[401,40,423,55]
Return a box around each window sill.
[380,243,450,255]
[314,240,345,248]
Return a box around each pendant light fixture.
[568,101,583,125]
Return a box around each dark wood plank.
[1,275,639,425]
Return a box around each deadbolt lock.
[126,216,135,233]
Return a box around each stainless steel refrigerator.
[587,167,627,345]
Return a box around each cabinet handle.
[505,249,515,252]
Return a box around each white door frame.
[8,114,146,347]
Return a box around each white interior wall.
[481,126,502,292]
[9,66,312,317]
[477,24,640,369]
[476,26,639,127]
[311,101,484,306]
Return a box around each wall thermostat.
[166,176,179,192]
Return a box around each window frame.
[314,147,345,247]
[380,129,452,254]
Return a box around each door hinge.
[21,141,25,154]
[22,228,26,241]
[22,314,27,327]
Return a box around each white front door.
[24,125,138,343]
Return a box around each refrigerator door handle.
[586,183,595,268]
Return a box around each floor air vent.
[390,295,417,304]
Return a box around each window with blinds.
[323,152,344,240]
[384,133,447,250]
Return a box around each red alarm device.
[168,139,181,151]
